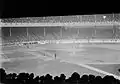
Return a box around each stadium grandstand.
[0,13,120,46]
[1,14,120,80]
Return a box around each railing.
[2,39,120,47]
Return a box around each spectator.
[44,74,53,84]
[80,74,89,84]
[39,75,45,84]
[1,68,120,84]
[94,75,103,84]
[0,68,7,84]
[103,75,119,84]
[54,76,61,84]
[60,73,66,81]
[88,74,96,84]
[70,72,80,81]
[69,72,80,84]
[34,76,40,84]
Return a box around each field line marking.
[60,59,120,80]
[77,63,120,80]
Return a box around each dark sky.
[1,0,119,18]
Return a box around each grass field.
[1,43,120,79]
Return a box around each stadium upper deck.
[1,14,120,46]
[1,14,120,27]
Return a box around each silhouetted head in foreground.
[0,68,120,84]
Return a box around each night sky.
[1,0,119,18]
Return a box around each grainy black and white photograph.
[0,13,120,84]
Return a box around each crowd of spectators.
[1,14,119,24]
[1,68,120,84]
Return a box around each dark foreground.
[1,68,120,84]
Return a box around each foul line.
[61,60,120,80]
[78,63,120,80]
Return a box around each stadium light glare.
[103,16,106,19]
